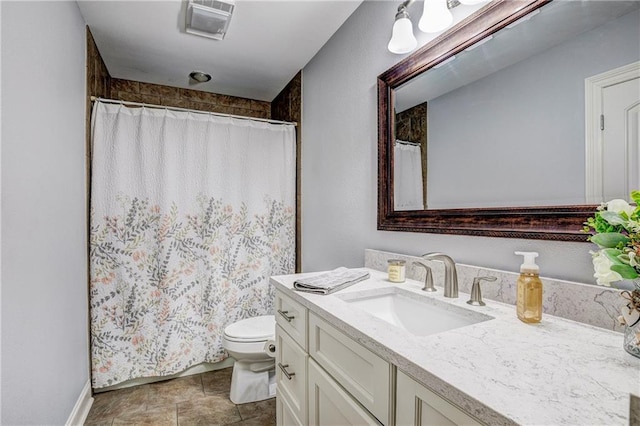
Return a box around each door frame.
[585,61,640,203]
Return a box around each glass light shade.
[419,0,454,33]
[458,0,486,4]
[388,17,418,54]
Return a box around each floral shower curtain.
[89,102,295,389]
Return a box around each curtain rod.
[395,139,421,146]
[90,96,297,127]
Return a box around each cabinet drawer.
[396,370,483,426]
[275,291,308,350]
[276,390,304,426]
[276,325,307,424]
[308,312,391,425]
[308,358,380,426]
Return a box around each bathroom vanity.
[272,267,639,425]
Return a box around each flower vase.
[622,281,640,359]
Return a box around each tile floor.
[84,367,276,425]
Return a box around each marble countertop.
[271,269,640,425]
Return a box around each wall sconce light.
[387,5,418,54]
[388,0,486,54]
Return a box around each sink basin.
[338,287,493,336]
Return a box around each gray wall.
[428,9,640,209]
[1,1,89,424]
[302,1,595,284]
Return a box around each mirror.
[378,0,640,240]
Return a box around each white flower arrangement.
[584,192,640,287]
[585,193,640,357]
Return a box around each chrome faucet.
[421,252,458,298]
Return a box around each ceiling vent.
[186,0,235,41]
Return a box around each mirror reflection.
[393,0,640,210]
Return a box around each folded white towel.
[293,267,370,295]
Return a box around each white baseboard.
[66,380,93,426]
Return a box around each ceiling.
[77,0,362,102]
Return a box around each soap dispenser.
[515,251,543,323]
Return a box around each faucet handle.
[466,276,497,306]
[412,261,436,292]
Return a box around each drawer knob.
[278,309,295,322]
[278,363,296,380]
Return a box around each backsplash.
[365,249,625,332]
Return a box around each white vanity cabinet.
[308,358,380,425]
[275,324,307,424]
[275,291,307,348]
[275,290,391,426]
[308,312,392,424]
[396,371,483,426]
[276,391,304,426]
[275,291,308,425]
[275,289,480,426]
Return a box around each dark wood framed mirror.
[377,0,628,241]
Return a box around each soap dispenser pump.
[515,251,543,323]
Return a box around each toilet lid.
[224,315,275,341]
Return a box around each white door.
[585,62,640,203]
[602,77,640,201]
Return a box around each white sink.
[338,287,493,336]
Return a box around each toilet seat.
[223,338,272,356]
[223,315,275,342]
[224,334,275,343]
[222,314,277,404]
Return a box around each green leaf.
[631,190,640,205]
[602,248,623,264]
[617,253,632,265]
[590,232,630,248]
[611,264,639,279]
[600,211,627,226]
[585,212,625,234]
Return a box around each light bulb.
[419,0,453,33]
[388,15,417,54]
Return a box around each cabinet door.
[276,392,303,426]
[275,291,308,350]
[308,358,381,426]
[276,325,307,424]
[396,371,483,426]
[308,312,391,425]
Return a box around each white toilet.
[222,315,277,404]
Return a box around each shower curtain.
[89,102,295,389]
[394,141,424,210]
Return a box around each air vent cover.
[186,0,235,41]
